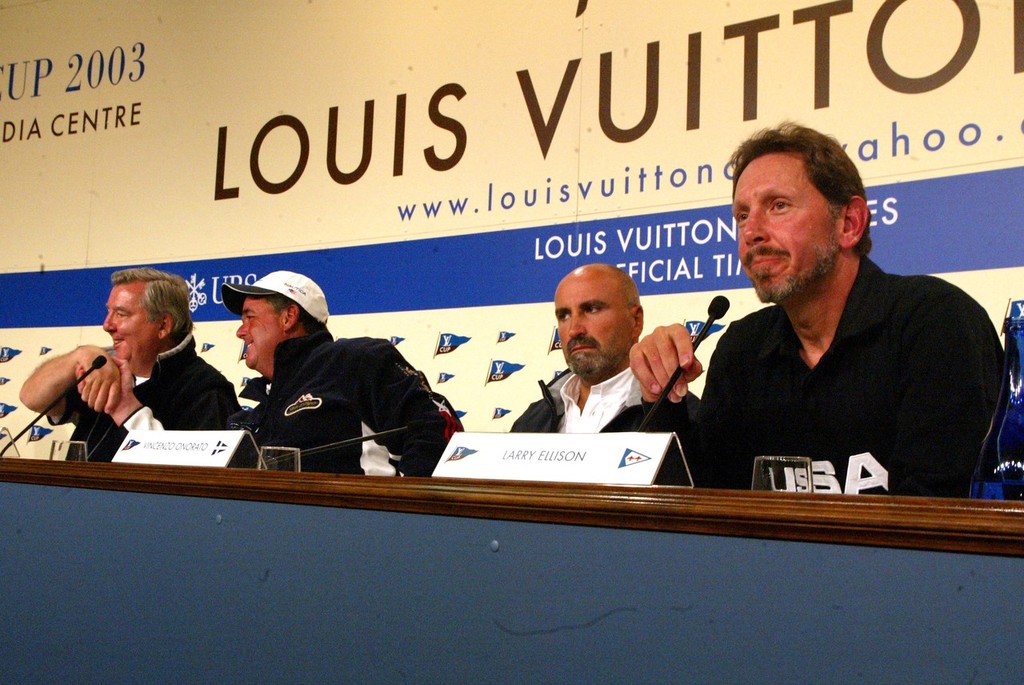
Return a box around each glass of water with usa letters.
[752,456,814,492]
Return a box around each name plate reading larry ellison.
[432,432,689,486]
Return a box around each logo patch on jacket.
[284,393,323,416]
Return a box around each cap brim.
[221,283,279,316]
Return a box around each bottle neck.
[1004,319,1024,407]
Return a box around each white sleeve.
[123,407,165,432]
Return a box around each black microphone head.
[708,295,730,320]
[91,355,108,370]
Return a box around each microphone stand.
[636,296,729,432]
[298,424,414,458]
[0,355,108,458]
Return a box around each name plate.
[433,432,690,486]
[112,430,258,468]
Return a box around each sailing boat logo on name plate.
[618,448,651,468]
[446,446,478,462]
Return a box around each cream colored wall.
[2,1,1022,458]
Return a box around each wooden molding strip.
[2,458,1022,556]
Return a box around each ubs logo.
[184,273,260,313]
[186,273,207,312]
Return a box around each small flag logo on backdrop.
[497,331,516,343]
[0,378,9,386]
[201,343,216,353]
[0,403,17,418]
[39,347,52,355]
[389,336,405,346]
[492,407,511,419]
[548,328,562,353]
[29,425,53,442]
[1010,299,1024,321]
[0,347,22,363]
[435,333,471,357]
[485,360,525,385]
[437,372,455,384]
[685,321,724,342]
[238,342,248,361]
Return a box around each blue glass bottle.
[970,307,1024,499]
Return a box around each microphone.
[637,295,730,432]
[0,355,108,458]
[295,420,428,458]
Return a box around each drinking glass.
[258,446,301,472]
[752,456,813,492]
[50,440,88,462]
[0,427,20,458]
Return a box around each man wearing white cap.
[221,270,462,475]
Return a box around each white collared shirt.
[559,366,636,433]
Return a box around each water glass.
[752,456,813,492]
[50,440,88,462]
[0,427,20,458]
[259,446,301,472]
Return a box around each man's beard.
[565,335,620,385]
[746,234,840,304]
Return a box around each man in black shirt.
[630,123,1001,496]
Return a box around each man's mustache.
[743,246,789,269]
[567,336,599,353]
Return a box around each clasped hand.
[75,349,139,423]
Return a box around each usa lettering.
[809,454,889,494]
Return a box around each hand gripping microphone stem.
[0,355,107,458]
[636,296,730,432]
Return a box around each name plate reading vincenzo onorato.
[112,430,259,468]
[433,432,691,486]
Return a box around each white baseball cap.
[221,271,329,324]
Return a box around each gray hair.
[111,267,194,342]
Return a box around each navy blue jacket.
[229,332,461,476]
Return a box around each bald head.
[554,264,643,387]
[557,264,639,307]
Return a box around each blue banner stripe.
[1,166,1021,329]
